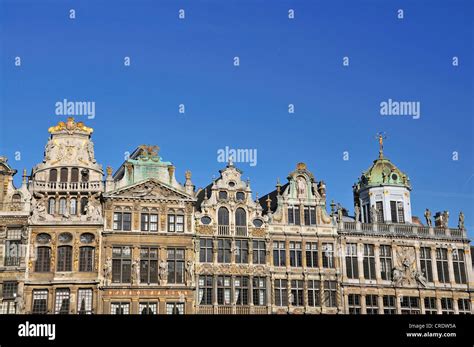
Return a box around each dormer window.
[218,191,228,200]
[236,192,245,201]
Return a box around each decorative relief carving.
[196,225,214,235]
[250,227,266,238]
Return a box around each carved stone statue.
[159,260,168,284]
[186,260,195,286]
[414,270,427,287]
[103,257,112,285]
[370,205,377,223]
[458,211,465,230]
[354,204,360,223]
[132,259,140,285]
[443,211,449,228]
[296,176,306,198]
[337,204,343,223]
[424,208,432,227]
[86,141,96,163]
[30,197,46,223]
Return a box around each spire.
[276,178,281,195]
[22,169,27,185]
[376,132,387,158]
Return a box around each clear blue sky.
[0,0,473,237]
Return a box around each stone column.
[378,295,384,314]
[447,247,456,286]
[436,297,442,314]
[431,246,439,285]
[357,243,364,282]
[361,293,367,314]
[374,244,382,284]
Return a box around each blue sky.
[0,0,473,236]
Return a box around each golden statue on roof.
[48,117,93,134]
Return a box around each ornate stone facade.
[0,119,472,315]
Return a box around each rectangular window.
[113,212,122,230]
[420,247,433,282]
[57,246,72,272]
[288,206,300,225]
[379,245,392,281]
[274,279,288,307]
[79,247,94,272]
[113,212,131,231]
[141,213,149,231]
[0,301,16,314]
[252,277,266,306]
[441,298,454,314]
[111,302,129,314]
[167,248,185,284]
[363,244,376,280]
[290,280,304,306]
[458,299,471,314]
[234,276,249,305]
[305,242,318,268]
[168,214,184,232]
[77,289,93,314]
[400,296,420,314]
[390,201,397,223]
[345,243,358,279]
[383,295,396,314]
[235,239,248,264]
[140,247,158,284]
[166,302,184,314]
[54,289,70,314]
[322,243,334,268]
[397,202,405,223]
[289,242,302,267]
[112,246,131,283]
[324,281,337,307]
[424,297,437,314]
[452,249,467,284]
[304,206,316,225]
[198,275,213,305]
[252,240,266,265]
[217,239,231,263]
[436,248,450,283]
[199,238,213,263]
[35,247,51,272]
[365,295,379,314]
[375,201,384,223]
[348,294,361,314]
[139,302,157,314]
[32,290,48,314]
[273,241,286,267]
[4,240,21,266]
[307,280,320,307]
[217,275,232,305]
[2,281,18,299]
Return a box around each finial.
[228,158,234,167]
[296,162,306,170]
[266,194,272,209]
[204,187,208,200]
[185,170,192,180]
[255,192,259,202]
[22,169,27,184]
[276,178,281,194]
[376,132,387,158]
[106,166,113,177]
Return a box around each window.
[218,207,229,225]
[363,244,376,280]
[436,248,450,283]
[199,275,213,305]
[32,290,48,314]
[379,245,392,281]
[201,216,212,225]
[79,247,94,272]
[235,208,247,235]
[70,198,77,215]
[111,302,129,315]
[252,240,266,265]
[397,202,405,223]
[71,168,79,182]
[234,276,249,305]
[236,192,245,201]
[322,243,334,268]
[440,298,454,314]
[304,206,316,225]
[59,198,67,215]
[80,233,95,244]
[348,294,361,314]
[0,301,16,314]
[308,280,320,307]
[235,239,248,264]
[383,295,396,314]
[252,277,266,306]
[49,169,57,182]
[290,280,304,306]
[4,239,21,266]
[55,289,70,314]
[390,201,397,223]
[288,206,300,225]
[253,219,263,228]
[167,248,185,284]
[375,201,384,222]
[217,276,232,305]
[305,242,318,268]
[289,242,302,267]
[345,243,358,279]
[77,289,93,314]
[324,281,337,307]
[113,212,131,231]
[48,198,56,214]
[458,299,471,314]
[139,302,157,314]
[366,295,379,314]
[35,247,51,272]
[2,282,18,299]
[424,297,437,314]
[452,249,467,284]
[57,246,72,272]
[140,248,158,284]
[400,296,420,314]
[273,241,286,267]
[363,204,369,223]
[420,247,433,282]
[60,168,68,182]
[168,214,184,232]
[217,239,231,263]
[218,191,228,200]
[112,246,131,283]
[80,197,88,215]
[274,279,288,307]
[141,213,158,232]
[199,238,213,263]
[166,303,184,314]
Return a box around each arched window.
[49,169,57,182]
[79,246,94,272]
[57,246,72,271]
[71,168,79,182]
[60,168,68,182]
[59,198,67,215]
[218,207,229,226]
[48,198,56,215]
[35,247,51,272]
[80,197,88,215]
[70,198,77,215]
[235,208,247,236]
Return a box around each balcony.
[31,180,103,193]
[218,225,230,236]
[4,257,21,266]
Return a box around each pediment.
[106,179,194,201]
